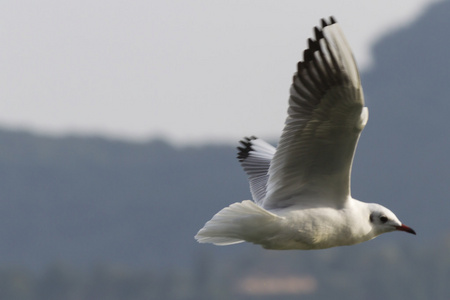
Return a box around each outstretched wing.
[237,136,276,205]
[263,17,368,209]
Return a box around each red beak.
[395,224,416,235]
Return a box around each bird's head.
[368,204,416,236]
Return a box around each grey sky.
[0,0,439,145]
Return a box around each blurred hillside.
[354,0,450,237]
[0,0,450,299]
[0,130,250,269]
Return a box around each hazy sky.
[0,0,440,145]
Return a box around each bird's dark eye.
[380,216,388,223]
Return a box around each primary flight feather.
[195,17,415,250]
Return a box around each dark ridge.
[236,136,257,162]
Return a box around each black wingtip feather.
[303,49,314,62]
[294,16,341,98]
[320,16,336,29]
[309,38,320,53]
[299,16,338,71]
[314,26,323,40]
[237,136,258,162]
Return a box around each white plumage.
[195,17,415,250]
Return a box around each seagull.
[195,17,415,250]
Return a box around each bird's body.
[210,199,375,250]
[262,201,373,250]
[195,17,415,250]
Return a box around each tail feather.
[195,200,280,245]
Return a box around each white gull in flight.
[195,17,415,250]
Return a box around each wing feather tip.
[237,136,258,161]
